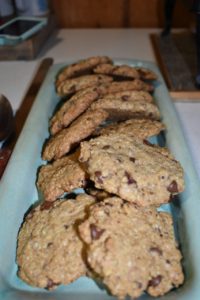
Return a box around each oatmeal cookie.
[136,67,158,80]
[56,74,113,96]
[43,109,108,161]
[50,86,102,135]
[17,194,95,289]
[90,97,160,121]
[98,79,154,94]
[79,197,184,299]
[94,119,165,139]
[93,63,140,79]
[79,134,185,206]
[56,56,113,85]
[37,154,87,201]
[104,90,154,102]
[94,63,157,81]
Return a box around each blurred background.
[0,0,195,29]
[45,0,194,29]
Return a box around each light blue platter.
[0,59,200,300]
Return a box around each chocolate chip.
[122,95,130,101]
[40,201,54,211]
[148,275,162,287]
[69,84,76,93]
[47,242,53,247]
[167,180,178,193]
[125,171,137,185]
[148,112,153,118]
[105,202,113,207]
[102,145,110,150]
[135,281,143,289]
[143,139,153,146]
[64,224,69,229]
[95,171,104,184]
[90,224,105,240]
[45,278,60,290]
[129,157,136,163]
[149,247,163,256]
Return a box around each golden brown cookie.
[37,155,87,201]
[79,134,185,206]
[56,56,113,85]
[104,90,154,102]
[94,118,165,139]
[43,109,108,161]
[56,74,113,96]
[79,197,184,299]
[17,194,95,290]
[93,63,157,81]
[90,96,160,121]
[50,86,102,135]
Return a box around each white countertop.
[0,28,200,178]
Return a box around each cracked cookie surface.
[94,118,165,139]
[94,63,157,81]
[37,154,86,201]
[56,74,113,96]
[56,56,113,85]
[50,86,102,135]
[17,194,95,289]
[79,197,184,299]
[90,97,160,121]
[79,133,184,206]
[43,109,108,161]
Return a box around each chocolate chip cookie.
[94,63,157,81]
[50,86,102,135]
[136,66,158,80]
[17,194,95,289]
[79,197,184,299]
[90,97,160,121]
[56,56,113,85]
[98,79,154,94]
[43,109,108,161]
[37,154,87,201]
[93,63,140,79]
[56,74,113,96]
[104,90,154,102]
[94,118,165,139]
[79,134,185,206]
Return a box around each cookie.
[56,74,113,96]
[37,154,87,202]
[104,90,154,102]
[136,67,158,81]
[79,134,185,206]
[79,197,184,299]
[98,79,154,95]
[17,194,95,289]
[93,63,140,79]
[94,63,158,81]
[90,97,160,121]
[50,86,102,135]
[43,109,108,161]
[94,119,165,139]
[56,56,113,85]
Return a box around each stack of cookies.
[16,56,185,299]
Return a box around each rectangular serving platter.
[0,59,200,300]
